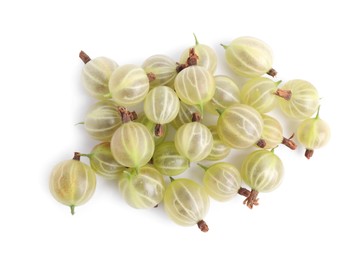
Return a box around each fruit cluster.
[49,35,330,232]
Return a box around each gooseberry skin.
[205,126,231,161]
[142,55,177,88]
[278,79,319,119]
[171,102,201,130]
[88,142,126,179]
[174,65,216,113]
[205,75,241,115]
[174,122,213,162]
[163,178,210,228]
[118,165,165,209]
[49,155,97,214]
[202,163,241,202]
[108,64,150,106]
[260,114,284,149]
[153,142,190,176]
[240,77,279,113]
[81,57,118,99]
[296,116,330,153]
[240,150,284,193]
[111,121,155,169]
[143,86,180,125]
[223,36,273,78]
[217,104,264,149]
[84,100,122,141]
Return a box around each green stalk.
[70,205,75,215]
[103,93,112,99]
[193,33,199,45]
[197,163,208,171]
[271,146,279,153]
[220,44,228,49]
[215,108,223,116]
[315,105,321,119]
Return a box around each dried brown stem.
[155,124,164,137]
[305,149,314,159]
[118,107,137,123]
[243,190,259,209]
[197,220,209,232]
[73,152,81,161]
[275,89,292,101]
[175,48,199,73]
[79,50,91,64]
[267,68,277,77]
[147,72,156,82]
[239,187,259,207]
[131,111,138,121]
[238,187,251,197]
[191,112,201,122]
[175,63,187,73]
[186,48,199,66]
[282,134,297,150]
[256,139,266,148]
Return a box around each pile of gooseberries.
[49,34,330,232]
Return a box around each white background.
[1,0,361,259]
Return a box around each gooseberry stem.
[267,68,277,77]
[79,50,91,64]
[175,48,199,72]
[281,134,297,150]
[73,152,81,161]
[238,187,250,197]
[305,149,314,159]
[197,220,209,232]
[70,205,75,215]
[315,105,321,119]
[169,176,175,182]
[118,107,137,123]
[186,48,198,66]
[191,112,201,122]
[275,80,282,86]
[193,33,199,45]
[275,89,292,101]
[155,124,164,137]
[103,93,112,99]
[256,139,267,148]
[215,108,223,116]
[79,153,92,159]
[220,43,228,49]
[238,187,259,207]
[243,189,259,209]
[271,146,278,153]
[147,72,156,82]
[196,163,208,171]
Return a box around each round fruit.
[49,153,97,214]
[277,79,319,119]
[222,36,275,78]
[240,149,284,208]
[217,104,263,149]
[296,107,330,159]
[109,64,150,106]
[119,165,165,209]
[163,178,210,232]
[80,52,118,99]
[153,142,190,176]
[83,100,122,141]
